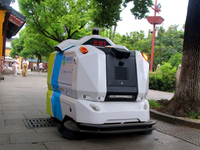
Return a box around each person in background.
[39,61,43,74]
[22,58,29,77]
[12,55,19,76]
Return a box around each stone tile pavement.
[147,90,174,100]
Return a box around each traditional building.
[5,38,22,69]
[0,0,26,80]
[5,37,12,56]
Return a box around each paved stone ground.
[147,90,174,100]
[0,71,199,150]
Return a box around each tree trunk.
[37,54,41,67]
[159,43,162,64]
[159,0,200,117]
[112,25,117,42]
[109,28,112,40]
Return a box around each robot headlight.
[109,95,133,99]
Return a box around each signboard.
[9,14,24,27]
[83,38,110,47]
[147,16,164,25]
[58,52,74,85]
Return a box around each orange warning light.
[80,47,88,54]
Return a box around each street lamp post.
[147,0,164,72]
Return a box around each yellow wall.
[0,10,6,59]
[5,48,11,56]
[0,10,6,76]
[18,57,22,69]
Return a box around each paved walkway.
[147,90,174,100]
[0,72,199,150]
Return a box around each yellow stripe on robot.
[47,52,56,91]
[46,52,56,116]
[46,90,53,116]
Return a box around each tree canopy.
[19,0,92,42]
[124,0,153,19]
[91,0,123,28]
[10,28,56,63]
[18,0,154,42]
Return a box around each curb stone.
[150,109,200,129]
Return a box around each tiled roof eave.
[0,2,26,22]
[10,7,26,22]
[0,3,12,11]
[0,0,11,6]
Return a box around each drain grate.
[26,118,57,128]
[155,120,200,147]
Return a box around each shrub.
[167,53,182,68]
[148,99,163,109]
[187,110,200,119]
[149,62,177,92]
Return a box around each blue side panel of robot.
[51,52,63,121]
[51,92,63,121]
[51,52,63,92]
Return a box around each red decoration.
[147,16,164,25]
[1,57,4,72]
[9,14,24,27]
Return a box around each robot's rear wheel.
[58,120,88,140]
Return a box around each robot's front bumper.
[59,119,156,136]
[77,120,156,134]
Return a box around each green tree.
[167,53,182,68]
[93,0,153,40]
[115,31,145,50]
[132,32,156,66]
[124,0,153,19]
[10,29,26,58]
[92,0,122,28]
[10,28,56,63]
[23,30,56,63]
[18,0,91,42]
[19,0,154,43]
[131,25,184,70]
[149,62,177,92]
[10,38,20,58]
[132,38,152,54]
[156,25,183,64]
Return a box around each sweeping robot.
[46,28,156,139]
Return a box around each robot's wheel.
[58,120,87,140]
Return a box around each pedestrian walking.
[22,58,29,77]
[12,55,19,76]
[39,61,43,74]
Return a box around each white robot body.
[46,32,155,137]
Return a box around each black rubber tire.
[58,120,88,140]
[138,130,153,135]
